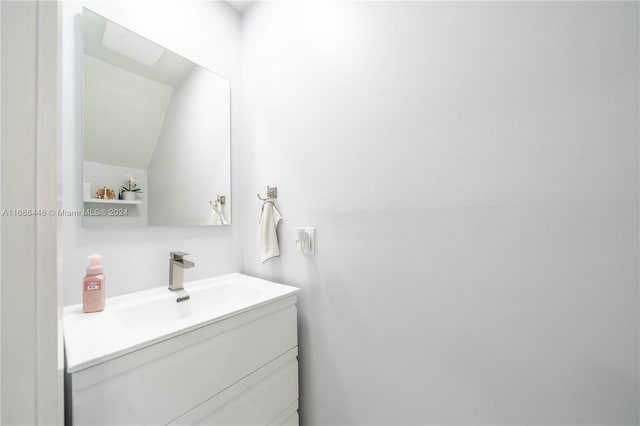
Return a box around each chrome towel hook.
[209,195,226,207]
[257,186,277,201]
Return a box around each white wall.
[60,0,242,305]
[1,1,59,423]
[148,67,231,226]
[241,2,639,424]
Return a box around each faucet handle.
[170,251,189,261]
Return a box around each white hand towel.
[210,203,228,225]
[259,201,282,263]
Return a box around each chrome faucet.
[169,251,195,291]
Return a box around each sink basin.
[63,273,299,373]
[115,283,266,328]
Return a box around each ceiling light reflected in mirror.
[102,20,164,66]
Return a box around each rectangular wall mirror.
[82,8,231,227]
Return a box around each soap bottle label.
[84,281,101,291]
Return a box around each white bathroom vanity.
[63,273,300,425]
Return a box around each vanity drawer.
[67,302,298,425]
[169,348,298,425]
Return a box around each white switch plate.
[294,227,315,255]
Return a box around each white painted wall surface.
[241,2,639,424]
[1,1,59,424]
[1,5,3,420]
[60,1,242,305]
[1,4,37,423]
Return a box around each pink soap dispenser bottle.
[83,254,105,313]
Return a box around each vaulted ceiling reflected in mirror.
[82,8,231,227]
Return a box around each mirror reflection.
[82,8,231,227]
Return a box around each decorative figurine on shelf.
[96,187,116,200]
[120,174,142,201]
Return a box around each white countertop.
[63,273,299,373]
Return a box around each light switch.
[294,227,315,255]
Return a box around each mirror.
[82,8,231,227]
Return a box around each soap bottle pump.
[83,254,105,313]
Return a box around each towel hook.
[209,195,226,207]
[257,186,277,201]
